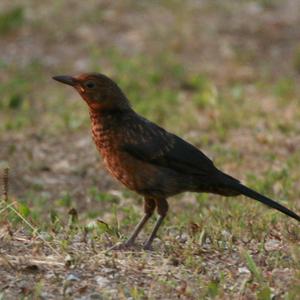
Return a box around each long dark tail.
[229,181,300,222]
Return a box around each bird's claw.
[107,241,154,251]
[107,241,135,251]
[142,242,153,251]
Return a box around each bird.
[53,73,300,250]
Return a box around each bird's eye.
[84,81,96,89]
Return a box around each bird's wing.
[121,116,217,176]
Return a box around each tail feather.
[230,182,300,222]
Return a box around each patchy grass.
[0,6,24,34]
[1,0,300,299]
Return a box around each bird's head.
[53,73,130,112]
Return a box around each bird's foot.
[142,241,154,251]
[107,240,135,251]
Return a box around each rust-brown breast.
[90,113,159,193]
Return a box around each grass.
[0,6,24,34]
[1,0,300,299]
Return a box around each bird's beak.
[52,75,76,86]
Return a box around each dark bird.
[53,73,300,250]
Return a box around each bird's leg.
[143,198,168,250]
[109,198,155,250]
[124,214,151,246]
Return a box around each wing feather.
[121,116,217,176]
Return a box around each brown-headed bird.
[53,73,300,250]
